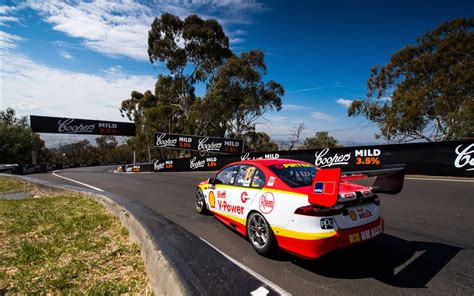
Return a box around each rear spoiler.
[309,165,406,207]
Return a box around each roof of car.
[238,158,310,167]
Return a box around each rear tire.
[195,188,208,214]
[247,212,276,256]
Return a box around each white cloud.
[0,16,19,26]
[336,98,353,108]
[311,111,336,121]
[0,30,22,50]
[2,52,155,122]
[283,103,312,111]
[230,37,245,44]
[58,49,74,60]
[24,0,265,61]
[0,4,20,26]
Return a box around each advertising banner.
[154,132,244,154]
[30,115,136,136]
[152,140,474,177]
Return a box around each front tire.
[247,212,276,256]
[195,189,208,214]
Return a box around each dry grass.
[0,177,32,193]
[0,191,153,295]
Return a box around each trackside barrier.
[1,174,284,295]
[151,140,473,177]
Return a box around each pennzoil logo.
[209,191,216,208]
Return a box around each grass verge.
[0,181,153,294]
[0,177,31,193]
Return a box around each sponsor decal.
[349,224,383,243]
[30,115,135,136]
[190,157,206,170]
[357,208,373,219]
[206,157,218,167]
[241,191,249,203]
[314,148,351,168]
[154,160,165,170]
[198,137,222,153]
[355,149,381,165]
[355,149,381,157]
[223,140,242,153]
[217,200,244,214]
[259,192,275,214]
[349,210,358,221]
[320,218,334,230]
[240,153,280,161]
[98,122,118,134]
[266,176,276,187]
[455,144,474,171]
[165,160,174,169]
[58,118,95,134]
[217,191,226,199]
[178,137,192,149]
[314,182,324,194]
[209,191,216,208]
[156,133,178,147]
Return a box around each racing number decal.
[209,191,216,208]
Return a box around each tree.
[242,130,279,152]
[287,122,306,151]
[121,13,284,157]
[147,13,232,119]
[0,108,44,164]
[96,136,118,163]
[348,17,474,142]
[199,50,284,137]
[301,131,340,149]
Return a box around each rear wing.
[309,165,406,207]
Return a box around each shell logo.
[209,191,216,208]
[349,210,357,221]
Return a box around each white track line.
[405,177,474,183]
[200,238,290,295]
[52,170,104,192]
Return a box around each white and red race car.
[196,159,404,260]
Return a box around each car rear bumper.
[276,217,384,260]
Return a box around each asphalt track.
[31,166,473,295]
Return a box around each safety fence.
[3,141,473,177]
[147,140,473,177]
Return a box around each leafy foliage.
[349,17,474,142]
[242,131,279,152]
[121,14,284,158]
[0,108,44,164]
[301,131,340,149]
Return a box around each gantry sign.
[155,132,244,154]
[30,115,136,136]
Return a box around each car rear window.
[268,163,317,188]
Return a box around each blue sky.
[1,0,473,146]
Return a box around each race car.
[195,159,405,260]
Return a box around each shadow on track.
[292,234,462,288]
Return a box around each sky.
[1,0,473,147]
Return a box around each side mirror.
[208,177,216,185]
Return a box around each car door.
[207,165,238,213]
[231,165,266,221]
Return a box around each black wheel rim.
[196,190,205,211]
